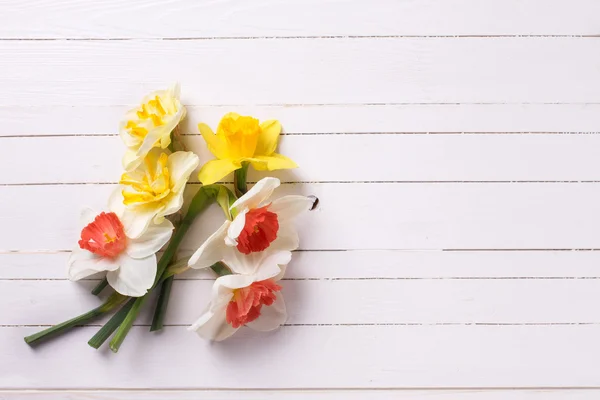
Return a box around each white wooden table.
[2,0,600,398]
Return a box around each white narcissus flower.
[111,149,199,239]
[188,177,313,273]
[67,209,173,297]
[120,84,186,171]
[189,250,291,341]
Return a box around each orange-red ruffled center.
[226,279,282,328]
[236,205,279,255]
[79,212,127,258]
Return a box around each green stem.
[91,277,109,296]
[88,298,136,349]
[211,261,232,277]
[24,293,125,346]
[110,185,220,351]
[149,276,174,332]
[109,295,148,353]
[234,163,249,197]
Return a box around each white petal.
[122,148,143,171]
[254,251,292,281]
[107,187,126,217]
[67,248,119,281]
[126,219,174,259]
[156,191,184,220]
[188,221,230,269]
[106,254,157,297]
[169,82,181,99]
[168,151,200,193]
[121,207,157,239]
[230,177,280,211]
[226,209,247,246]
[270,224,300,252]
[247,293,287,332]
[222,250,261,276]
[189,298,238,341]
[269,195,313,223]
[216,273,257,290]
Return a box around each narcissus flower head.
[188,177,313,274]
[189,250,290,341]
[197,113,297,185]
[68,209,174,297]
[120,84,186,171]
[112,149,199,239]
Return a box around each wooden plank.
[3,389,600,399]
[3,250,600,280]
[1,0,599,39]
[2,183,599,251]
[5,134,600,184]
[3,325,600,388]
[3,104,600,137]
[1,38,599,106]
[6,278,600,325]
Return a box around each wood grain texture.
[3,325,600,389]
[3,389,600,400]
[3,250,600,280]
[2,183,599,251]
[3,104,600,137]
[3,0,600,395]
[5,134,600,184]
[1,0,599,39]
[1,38,599,106]
[7,278,600,325]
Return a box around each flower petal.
[156,190,184,220]
[226,208,247,246]
[270,195,313,223]
[188,221,231,269]
[189,298,238,341]
[120,206,157,239]
[197,159,241,185]
[221,250,260,276]
[251,153,298,171]
[122,148,143,171]
[255,119,281,156]
[108,187,126,217]
[270,224,299,252]
[199,123,228,159]
[247,293,286,332]
[67,247,119,281]
[217,273,257,290]
[106,254,157,297]
[126,219,174,259]
[230,177,280,211]
[168,151,200,193]
[255,250,292,281]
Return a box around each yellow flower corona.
[120,152,171,206]
[111,148,200,239]
[119,84,186,171]
[197,112,297,185]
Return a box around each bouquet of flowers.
[24,85,316,351]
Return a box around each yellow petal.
[198,159,242,185]
[255,120,282,156]
[250,153,298,171]
[198,123,227,159]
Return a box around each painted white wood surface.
[1,0,600,38]
[2,0,600,398]
[2,38,600,106]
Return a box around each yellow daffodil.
[109,148,199,239]
[119,84,186,171]
[197,113,297,185]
